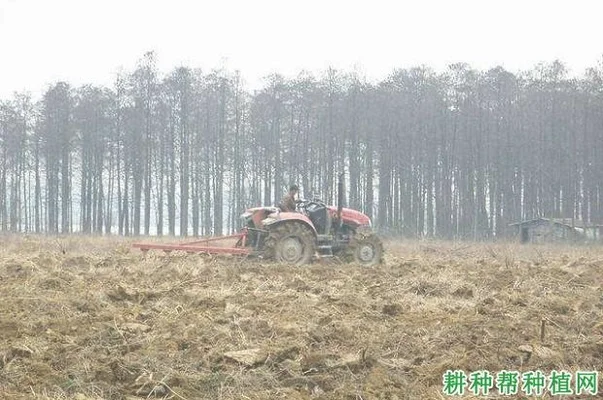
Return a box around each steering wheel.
[295,199,315,213]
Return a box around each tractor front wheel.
[347,226,384,266]
[264,222,315,265]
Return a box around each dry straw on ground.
[1,235,602,399]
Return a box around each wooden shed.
[509,218,586,244]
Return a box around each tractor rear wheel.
[347,226,383,266]
[264,222,316,265]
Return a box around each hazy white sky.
[1,0,602,98]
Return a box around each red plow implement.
[132,230,254,256]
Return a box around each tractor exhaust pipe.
[337,173,344,230]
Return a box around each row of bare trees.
[1,53,603,238]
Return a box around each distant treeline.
[1,52,603,238]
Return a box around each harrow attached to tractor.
[133,176,383,266]
[132,232,252,256]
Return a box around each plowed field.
[1,236,602,399]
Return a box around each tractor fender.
[262,212,318,237]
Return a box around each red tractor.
[240,178,383,266]
[133,176,383,266]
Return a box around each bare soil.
[1,235,602,399]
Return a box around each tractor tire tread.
[264,221,315,265]
[345,227,384,266]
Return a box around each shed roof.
[509,217,584,229]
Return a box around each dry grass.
[1,235,602,399]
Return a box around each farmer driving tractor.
[279,184,299,212]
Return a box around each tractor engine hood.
[327,206,371,227]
